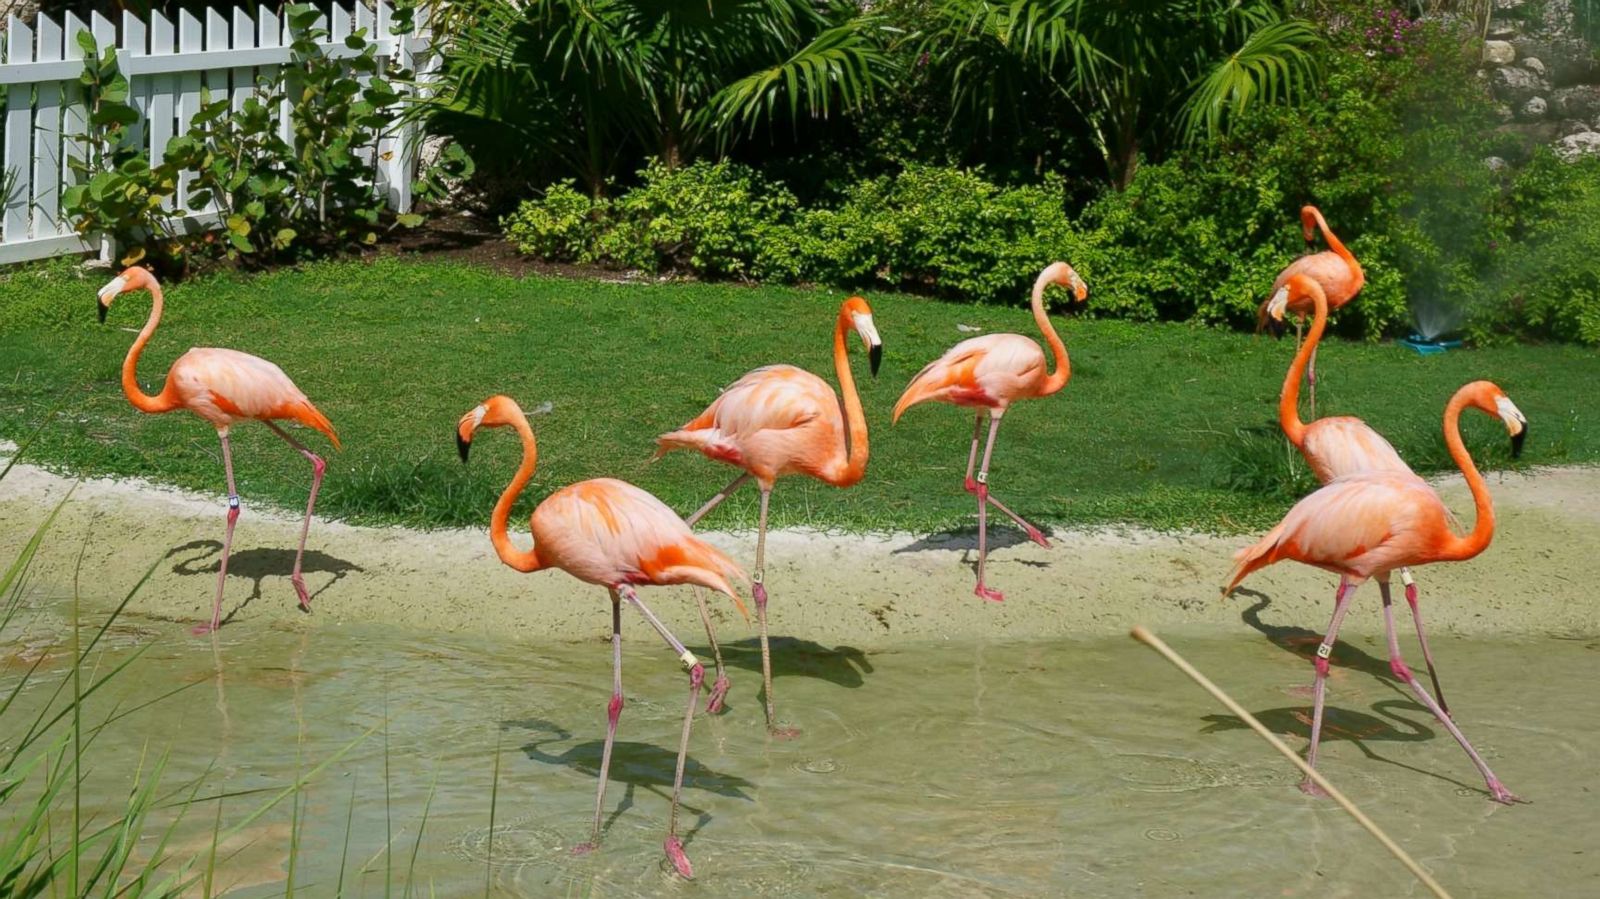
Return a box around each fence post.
[4,16,35,246]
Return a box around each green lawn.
[2,256,1595,535]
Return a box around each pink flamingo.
[97,267,339,636]
[458,395,748,879]
[654,296,881,737]
[1264,277,1449,712]
[1223,380,1528,804]
[1257,205,1364,418]
[892,262,1086,601]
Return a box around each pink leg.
[973,413,1006,602]
[693,589,731,714]
[685,472,751,527]
[751,488,797,738]
[1381,582,1516,804]
[617,585,707,879]
[195,431,241,636]
[1399,570,1448,716]
[963,412,1048,547]
[574,592,624,855]
[264,421,325,611]
[1301,578,1356,795]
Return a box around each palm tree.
[918,0,1322,188]
[421,0,893,196]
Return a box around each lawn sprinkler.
[1400,332,1463,355]
[1404,294,1465,355]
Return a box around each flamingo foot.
[768,724,802,740]
[292,576,312,611]
[664,835,694,879]
[1486,779,1521,805]
[571,842,597,857]
[1298,779,1328,798]
[190,622,218,637]
[974,584,1005,603]
[1025,525,1051,548]
[705,675,731,714]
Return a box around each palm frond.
[1180,19,1323,144]
[707,18,897,138]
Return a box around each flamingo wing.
[655,365,833,468]
[1302,417,1412,481]
[170,348,339,447]
[532,478,749,615]
[893,334,1043,420]
[1274,252,1359,312]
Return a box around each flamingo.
[892,262,1087,602]
[1222,380,1528,804]
[1257,205,1364,418]
[1264,277,1450,713]
[654,296,881,737]
[96,267,340,636]
[458,395,748,879]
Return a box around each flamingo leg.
[685,472,752,527]
[1398,570,1449,716]
[693,588,731,714]
[963,412,1049,547]
[196,430,241,636]
[263,421,325,612]
[973,413,1008,602]
[1302,578,1356,795]
[750,487,796,738]
[575,592,624,855]
[1380,583,1516,804]
[617,585,706,879]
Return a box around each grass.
[2,255,1597,535]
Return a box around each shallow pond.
[4,599,1598,897]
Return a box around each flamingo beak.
[457,403,488,462]
[457,431,471,463]
[1495,396,1527,458]
[1511,427,1527,459]
[96,276,126,324]
[1070,273,1088,302]
[97,301,108,324]
[852,312,882,378]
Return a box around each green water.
[4,602,1597,897]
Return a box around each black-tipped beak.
[1264,316,1287,340]
[869,343,882,378]
[457,432,471,463]
[1510,426,1526,459]
[97,301,108,324]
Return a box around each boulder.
[1487,18,1520,40]
[1483,156,1510,173]
[1518,96,1549,121]
[1489,65,1550,105]
[1555,131,1600,162]
[1510,36,1597,86]
[1522,56,1547,78]
[1551,84,1600,120]
[1483,40,1517,65]
[1492,0,1525,10]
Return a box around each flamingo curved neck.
[1033,275,1071,396]
[829,313,869,487]
[121,282,178,414]
[490,417,545,573]
[1310,208,1363,286]
[1439,393,1495,562]
[1279,277,1327,447]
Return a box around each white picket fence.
[0,2,432,264]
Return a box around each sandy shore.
[2,457,1597,647]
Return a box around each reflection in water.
[1,618,1595,897]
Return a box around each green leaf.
[228,231,256,253]
[76,31,97,57]
[226,214,252,237]
[396,213,424,228]
[273,227,298,249]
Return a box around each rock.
[1487,18,1520,40]
[1522,56,1547,77]
[1552,84,1600,120]
[1493,0,1525,10]
[1493,101,1515,123]
[1534,0,1576,33]
[1510,37,1597,86]
[1519,96,1549,121]
[1489,65,1550,105]
[1484,156,1510,173]
[1554,131,1600,162]
[1483,40,1517,65]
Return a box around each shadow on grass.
[166,539,363,625]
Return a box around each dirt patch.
[2,458,1596,647]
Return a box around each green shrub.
[602,160,801,278]
[501,181,607,262]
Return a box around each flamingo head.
[95,266,152,323]
[1465,382,1528,459]
[1300,205,1322,245]
[1038,262,1088,303]
[456,395,525,462]
[840,296,882,377]
[1259,285,1293,339]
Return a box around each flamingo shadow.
[1201,698,1482,793]
[1238,593,1396,685]
[166,539,363,626]
[891,526,1044,556]
[708,637,873,689]
[502,718,755,844]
